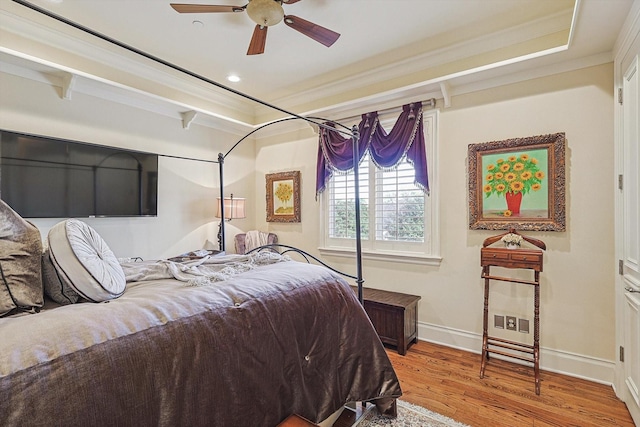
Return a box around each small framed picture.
[468,133,566,231]
[266,171,301,223]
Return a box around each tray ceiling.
[0,0,634,130]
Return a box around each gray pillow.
[0,200,44,316]
[42,248,79,305]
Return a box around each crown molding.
[0,52,253,137]
[613,0,640,59]
[0,8,255,125]
[0,0,619,141]
[257,9,574,119]
[2,44,612,141]
[1,4,574,126]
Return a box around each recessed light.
[192,20,204,27]
[227,75,241,83]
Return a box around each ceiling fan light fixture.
[246,0,284,27]
[170,0,341,55]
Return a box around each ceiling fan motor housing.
[247,0,284,27]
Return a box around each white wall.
[0,71,255,260]
[254,63,617,382]
[253,128,319,248]
[1,58,618,383]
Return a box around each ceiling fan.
[170,0,341,55]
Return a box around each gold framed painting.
[468,133,566,231]
[266,171,301,223]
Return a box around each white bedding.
[120,251,288,285]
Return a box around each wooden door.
[618,52,640,426]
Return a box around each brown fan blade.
[170,3,246,13]
[247,25,267,55]
[283,15,340,47]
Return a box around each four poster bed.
[1,137,403,424]
[0,2,434,426]
[0,111,433,427]
[0,122,403,426]
[0,207,401,426]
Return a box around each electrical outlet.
[519,318,530,333]
[506,316,517,331]
[494,315,504,329]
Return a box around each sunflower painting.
[274,181,294,214]
[468,133,566,231]
[266,171,301,222]
[481,149,548,217]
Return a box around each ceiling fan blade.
[247,25,267,55]
[283,15,340,47]
[170,3,246,13]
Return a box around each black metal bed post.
[351,125,364,304]
[218,152,226,252]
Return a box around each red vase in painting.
[505,191,523,214]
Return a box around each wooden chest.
[352,286,421,355]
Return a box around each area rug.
[354,399,470,427]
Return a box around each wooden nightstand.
[352,286,421,355]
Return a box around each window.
[328,156,370,240]
[320,110,440,264]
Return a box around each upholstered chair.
[234,231,278,254]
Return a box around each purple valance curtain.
[316,102,429,196]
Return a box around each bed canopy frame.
[11,0,366,302]
[217,118,366,302]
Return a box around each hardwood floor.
[371,340,634,427]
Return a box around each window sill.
[318,247,442,266]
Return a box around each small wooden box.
[352,286,421,355]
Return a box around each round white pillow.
[48,219,125,302]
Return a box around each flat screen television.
[0,130,158,218]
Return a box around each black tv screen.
[0,130,158,218]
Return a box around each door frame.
[614,2,640,425]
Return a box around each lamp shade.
[216,195,246,220]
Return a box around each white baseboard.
[417,322,615,386]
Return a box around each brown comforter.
[0,259,401,426]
